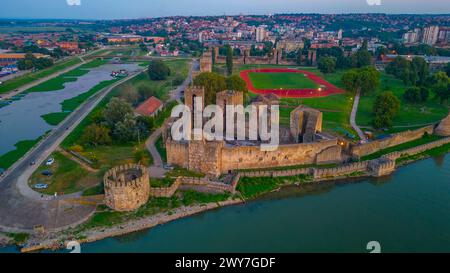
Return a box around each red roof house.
[135,96,163,117]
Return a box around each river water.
[2,154,449,253]
[0,62,139,156]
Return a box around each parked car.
[45,158,55,166]
[41,170,53,176]
[34,183,48,189]
[163,164,174,170]
[0,168,5,175]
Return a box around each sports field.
[248,72,319,90]
[240,68,344,98]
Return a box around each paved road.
[146,59,199,178]
[350,90,368,143]
[0,71,143,232]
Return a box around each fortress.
[165,86,343,177]
[104,164,150,211]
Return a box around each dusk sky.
[1,0,449,19]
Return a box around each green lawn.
[29,152,100,195]
[248,72,319,90]
[356,73,449,128]
[0,57,82,94]
[237,175,312,199]
[115,58,190,102]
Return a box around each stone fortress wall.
[104,164,150,212]
[239,158,396,180]
[350,126,434,159]
[149,176,236,198]
[383,137,450,161]
[213,47,297,66]
[166,85,343,177]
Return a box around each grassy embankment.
[0,131,51,170]
[0,57,82,94]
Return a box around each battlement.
[104,164,150,212]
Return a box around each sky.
[0,0,449,20]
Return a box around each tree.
[120,83,140,106]
[103,98,134,127]
[317,56,337,73]
[446,63,450,77]
[193,72,227,105]
[403,87,421,103]
[112,114,138,143]
[17,53,36,70]
[412,57,429,86]
[148,60,171,80]
[226,75,247,93]
[81,124,112,146]
[226,45,233,76]
[342,66,380,94]
[373,91,401,129]
[137,85,156,101]
[429,71,450,103]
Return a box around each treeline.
[17,53,54,71]
[317,41,372,74]
[386,56,450,104]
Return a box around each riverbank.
[20,199,244,253]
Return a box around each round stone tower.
[104,164,150,212]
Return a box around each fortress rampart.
[383,137,450,161]
[149,176,236,198]
[350,126,434,159]
[104,164,150,212]
[166,138,342,177]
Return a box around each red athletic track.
[240,68,345,98]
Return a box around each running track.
[240,68,345,98]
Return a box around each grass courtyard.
[248,72,319,90]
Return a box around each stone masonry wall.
[351,126,434,159]
[220,139,338,173]
[383,137,450,161]
[104,164,150,212]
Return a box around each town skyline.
[1,0,450,20]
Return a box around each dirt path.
[57,148,98,172]
[350,90,367,142]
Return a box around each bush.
[148,60,171,81]
[69,144,84,153]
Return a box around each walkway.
[146,59,199,178]
[350,90,368,142]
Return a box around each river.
[0,62,139,156]
[1,154,449,253]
